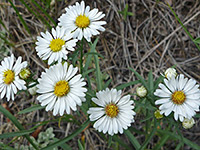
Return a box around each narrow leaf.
[124,129,141,149]
[18,105,45,114]
[8,0,30,34]
[0,105,39,150]
[129,68,148,89]
[0,129,34,139]
[116,80,140,90]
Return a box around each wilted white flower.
[58,1,106,42]
[154,74,200,122]
[87,88,136,136]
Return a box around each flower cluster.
[1,2,200,142]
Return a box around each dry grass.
[0,0,200,149]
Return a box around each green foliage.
[118,4,134,20]
[14,127,59,150]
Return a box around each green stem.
[80,38,84,74]
[168,3,200,51]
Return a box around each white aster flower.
[182,118,195,129]
[136,85,147,98]
[36,62,87,116]
[164,68,177,79]
[0,54,27,101]
[154,74,200,122]
[36,26,78,65]
[58,1,106,42]
[87,88,136,136]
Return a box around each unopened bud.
[154,110,163,119]
[136,86,147,98]
[28,82,37,96]
[164,68,177,79]
[182,118,195,129]
[19,68,31,80]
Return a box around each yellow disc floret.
[49,38,65,52]
[171,91,186,105]
[105,103,119,118]
[75,15,90,28]
[54,80,70,97]
[3,69,15,84]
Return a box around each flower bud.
[19,68,31,80]
[154,110,163,119]
[182,118,195,129]
[136,86,147,98]
[164,68,177,79]
[28,82,37,96]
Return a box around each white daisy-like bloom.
[58,1,106,42]
[0,54,27,101]
[87,88,136,136]
[154,74,200,122]
[36,26,78,65]
[36,62,87,116]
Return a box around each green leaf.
[82,68,95,78]
[116,80,140,90]
[157,130,200,150]
[139,122,157,150]
[31,0,56,26]
[153,134,170,150]
[129,68,148,90]
[0,129,34,139]
[53,138,72,150]
[18,105,45,114]
[84,52,104,59]
[124,129,141,149]
[19,0,52,28]
[84,38,98,71]
[103,78,112,90]
[147,70,154,93]
[78,139,85,150]
[41,120,90,150]
[0,143,16,150]
[91,39,103,91]
[0,105,39,150]
[8,0,30,35]
[113,135,131,150]
[154,76,164,91]
[193,37,200,44]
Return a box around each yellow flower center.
[3,69,15,84]
[54,80,70,97]
[49,38,65,52]
[105,103,119,118]
[171,91,186,104]
[75,15,90,28]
